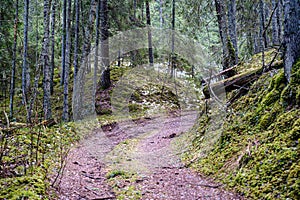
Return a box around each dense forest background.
[0,0,298,123]
[0,0,299,199]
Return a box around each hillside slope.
[181,58,300,199]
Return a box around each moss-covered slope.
[183,60,300,199]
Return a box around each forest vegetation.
[0,0,299,199]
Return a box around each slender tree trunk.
[271,0,279,45]
[159,0,164,27]
[73,0,80,79]
[100,0,111,89]
[277,0,283,42]
[254,31,260,54]
[227,0,238,64]
[42,0,52,120]
[247,32,254,55]
[265,1,271,47]
[259,0,267,50]
[133,0,137,19]
[22,0,29,104]
[61,0,67,86]
[146,0,154,67]
[9,0,19,119]
[62,0,72,121]
[50,0,56,94]
[94,0,100,97]
[259,0,266,68]
[81,0,97,69]
[27,0,42,123]
[171,0,175,77]
[283,0,300,82]
[141,2,144,21]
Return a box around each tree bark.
[50,0,56,94]
[277,0,283,42]
[272,0,279,45]
[227,0,238,64]
[133,0,137,19]
[100,0,111,89]
[42,0,52,120]
[171,0,175,77]
[22,0,30,104]
[81,0,97,70]
[73,0,80,79]
[9,0,19,119]
[214,0,236,77]
[62,0,72,121]
[146,0,154,67]
[259,0,267,50]
[94,0,100,96]
[283,0,300,82]
[159,0,164,27]
[61,0,67,86]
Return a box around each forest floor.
[55,111,243,200]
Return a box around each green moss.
[181,54,300,199]
[106,170,126,179]
[0,123,78,199]
[280,60,300,107]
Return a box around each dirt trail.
[56,112,243,200]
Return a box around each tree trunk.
[264,1,271,47]
[277,0,283,42]
[159,0,164,27]
[253,31,260,54]
[62,0,72,121]
[94,0,100,95]
[133,0,137,19]
[42,0,52,120]
[271,0,279,45]
[283,0,300,82]
[227,0,238,64]
[50,0,56,94]
[171,0,175,77]
[73,0,80,79]
[100,0,111,89]
[146,0,154,67]
[214,0,236,77]
[22,0,30,104]
[141,2,144,21]
[9,0,19,119]
[61,0,67,86]
[80,0,97,70]
[259,0,267,51]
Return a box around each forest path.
[56,111,242,200]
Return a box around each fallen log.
[203,60,283,99]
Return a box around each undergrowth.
[0,123,78,199]
[182,58,300,199]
